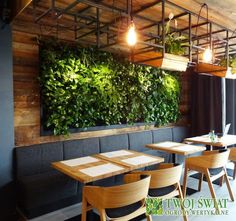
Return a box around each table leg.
[172,153,176,164]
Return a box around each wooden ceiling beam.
[56,0,83,18]
[134,0,162,14]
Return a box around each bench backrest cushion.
[15,142,63,177]
[99,134,129,153]
[63,138,99,160]
[128,131,153,152]
[172,126,190,142]
[152,128,173,143]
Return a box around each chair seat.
[106,201,142,218]
[148,185,176,197]
[209,167,223,176]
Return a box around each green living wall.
[39,40,181,135]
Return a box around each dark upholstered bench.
[15,142,78,218]
[15,126,189,218]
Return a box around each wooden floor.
[28,164,236,221]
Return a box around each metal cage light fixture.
[127,0,137,46]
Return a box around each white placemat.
[157,141,178,148]
[100,150,133,158]
[79,163,124,177]
[61,156,99,167]
[187,135,209,141]
[172,145,195,151]
[121,155,157,165]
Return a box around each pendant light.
[203,47,213,63]
[195,3,213,63]
[127,0,137,46]
[202,3,213,63]
[127,21,137,46]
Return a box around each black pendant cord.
[131,0,133,21]
[195,3,208,40]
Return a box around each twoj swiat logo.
[146,198,163,215]
[146,197,229,216]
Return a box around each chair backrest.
[202,149,230,168]
[229,148,236,161]
[132,164,183,189]
[98,175,151,209]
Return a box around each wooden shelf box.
[195,63,236,79]
[131,51,189,72]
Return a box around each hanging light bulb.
[203,47,213,63]
[127,21,137,46]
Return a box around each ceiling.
[169,0,236,32]
[12,0,236,64]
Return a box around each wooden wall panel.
[12,11,192,147]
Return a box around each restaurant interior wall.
[0,23,17,220]
[12,4,191,147]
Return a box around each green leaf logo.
[146,198,163,215]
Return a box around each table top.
[52,150,164,183]
[184,134,236,147]
[96,150,164,170]
[52,156,129,184]
[146,141,206,155]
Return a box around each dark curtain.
[191,73,222,136]
[226,79,236,135]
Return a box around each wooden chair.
[81,175,151,221]
[183,149,234,211]
[229,147,236,180]
[126,163,187,221]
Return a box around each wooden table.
[184,134,236,150]
[146,141,206,163]
[146,141,206,196]
[184,135,236,180]
[52,150,164,184]
[52,156,129,183]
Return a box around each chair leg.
[198,173,203,191]
[219,176,224,186]
[233,162,236,180]
[182,166,189,198]
[146,215,152,221]
[177,182,188,221]
[223,168,235,201]
[99,209,106,221]
[204,169,219,213]
[81,195,88,221]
